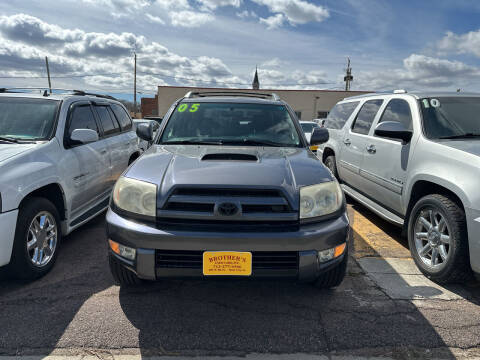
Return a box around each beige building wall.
[157,86,371,120]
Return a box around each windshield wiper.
[221,139,293,147]
[438,133,480,139]
[0,136,21,143]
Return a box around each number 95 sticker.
[177,103,200,112]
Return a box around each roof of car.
[0,91,123,103]
[343,91,480,101]
[181,96,284,105]
[300,121,317,124]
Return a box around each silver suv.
[319,90,480,283]
[0,90,141,279]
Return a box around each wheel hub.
[428,230,441,247]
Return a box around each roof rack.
[0,87,117,100]
[184,91,281,101]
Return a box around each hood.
[0,143,38,163]
[438,139,480,157]
[126,145,333,208]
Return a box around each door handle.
[100,149,107,154]
[366,144,376,153]
[343,139,351,146]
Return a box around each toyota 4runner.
[106,91,350,287]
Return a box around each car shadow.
[0,215,114,355]
[118,222,456,358]
[348,196,480,304]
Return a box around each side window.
[95,105,120,136]
[378,99,413,130]
[68,105,98,138]
[294,111,302,120]
[351,100,383,135]
[111,104,133,131]
[325,101,359,129]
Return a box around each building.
[155,86,371,120]
[141,94,158,117]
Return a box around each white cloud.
[437,29,480,58]
[260,14,285,29]
[146,14,166,24]
[252,0,329,26]
[0,13,245,92]
[355,54,480,90]
[169,11,214,27]
[236,10,258,19]
[197,0,242,11]
[262,58,284,67]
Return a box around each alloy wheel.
[26,211,58,267]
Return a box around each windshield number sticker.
[422,99,430,108]
[430,98,440,108]
[177,103,200,113]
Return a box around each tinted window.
[160,102,301,147]
[351,100,383,135]
[68,105,98,137]
[325,102,359,130]
[0,98,59,140]
[378,99,412,130]
[301,123,318,133]
[420,97,480,139]
[111,104,132,130]
[95,106,119,136]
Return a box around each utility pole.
[344,57,353,91]
[133,52,137,117]
[45,56,52,94]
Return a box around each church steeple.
[252,66,260,90]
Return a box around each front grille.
[158,187,297,223]
[156,250,298,270]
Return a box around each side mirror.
[70,128,99,144]
[374,121,412,143]
[136,122,154,142]
[310,127,329,145]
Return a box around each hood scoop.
[201,153,258,161]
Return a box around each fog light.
[109,239,136,261]
[318,243,346,263]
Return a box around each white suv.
[0,90,142,279]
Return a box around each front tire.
[8,197,61,280]
[109,253,142,286]
[324,155,338,179]
[408,194,471,284]
[312,253,348,289]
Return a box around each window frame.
[110,103,133,132]
[63,101,101,149]
[92,104,121,138]
[374,98,413,141]
[350,99,384,136]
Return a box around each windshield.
[300,123,318,133]
[160,102,301,147]
[0,97,60,140]
[420,97,480,139]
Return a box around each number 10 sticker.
[178,103,200,112]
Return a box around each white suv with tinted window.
[0,90,142,279]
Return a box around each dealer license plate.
[203,251,252,276]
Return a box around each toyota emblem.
[217,202,239,216]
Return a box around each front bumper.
[0,210,18,267]
[106,209,350,281]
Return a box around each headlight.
[300,181,343,219]
[113,176,156,217]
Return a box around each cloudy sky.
[0,0,480,99]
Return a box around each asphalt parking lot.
[1,200,480,359]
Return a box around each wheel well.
[322,147,335,162]
[20,184,66,220]
[128,152,140,165]
[405,181,465,228]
